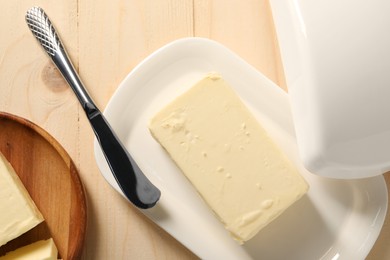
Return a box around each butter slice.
[149,73,308,243]
[0,238,57,260]
[0,152,44,246]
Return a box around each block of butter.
[0,152,44,246]
[149,73,309,243]
[0,238,57,260]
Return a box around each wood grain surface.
[0,113,87,259]
[0,1,388,259]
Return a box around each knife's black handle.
[88,106,161,209]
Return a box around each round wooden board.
[0,112,87,260]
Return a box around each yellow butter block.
[0,152,44,246]
[0,238,57,260]
[149,73,308,243]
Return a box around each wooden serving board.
[0,112,87,260]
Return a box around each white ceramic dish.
[269,0,390,179]
[94,38,388,260]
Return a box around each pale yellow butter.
[0,238,57,260]
[0,152,44,246]
[149,73,309,243]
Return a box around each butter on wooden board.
[0,238,57,260]
[0,152,44,246]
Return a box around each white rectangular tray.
[94,38,387,260]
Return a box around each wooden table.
[1,1,389,259]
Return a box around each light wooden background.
[0,0,389,259]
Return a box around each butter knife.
[25,6,161,209]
